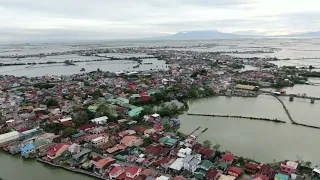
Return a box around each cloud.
[0,0,319,42]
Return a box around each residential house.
[109,166,126,179]
[21,138,52,158]
[72,148,92,162]
[244,162,259,174]
[159,136,178,147]
[259,164,271,175]
[200,147,215,159]
[120,136,143,147]
[218,175,236,180]
[169,158,184,172]
[194,160,214,179]
[275,173,289,180]
[91,116,108,125]
[280,160,299,175]
[227,167,243,177]
[68,143,81,154]
[173,176,187,180]
[93,157,116,174]
[129,107,144,117]
[91,136,109,147]
[116,97,130,107]
[217,161,231,172]
[312,167,320,179]
[177,147,192,158]
[221,153,235,163]
[182,154,201,172]
[253,174,269,180]
[109,166,142,180]
[46,142,71,161]
[206,169,221,180]
[78,123,97,132]
[156,176,170,180]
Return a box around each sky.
[1,0,320,42]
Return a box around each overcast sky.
[1,0,320,42]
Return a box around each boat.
[80,68,86,72]
[133,65,140,68]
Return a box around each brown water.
[0,152,95,180]
[178,95,320,165]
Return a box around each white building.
[91,136,108,147]
[91,116,108,125]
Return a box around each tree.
[213,144,221,150]
[203,140,212,148]
[236,157,245,166]
[91,90,103,99]
[143,137,153,146]
[42,123,64,134]
[72,110,89,127]
[62,127,77,138]
[45,98,59,106]
[305,161,312,168]
[163,123,172,132]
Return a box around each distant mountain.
[149,31,255,40]
[285,31,320,37]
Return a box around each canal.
[0,152,96,180]
[178,94,320,165]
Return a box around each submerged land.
[1,40,320,180]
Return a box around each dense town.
[0,46,319,180]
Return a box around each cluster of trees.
[272,79,294,88]
[44,98,59,106]
[236,80,261,87]
[34,83,55,89]
[229,63,245,69]
[90,90,103,99]
[41,123,77,138]
[300,71,320,78]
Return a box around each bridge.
[264,93,320,130]
[260,90,320,101]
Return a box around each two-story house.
[182,154,201,173]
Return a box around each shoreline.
[187,113,286,123]
[37,158,106,180]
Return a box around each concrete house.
[182,154,201,172]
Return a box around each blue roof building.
[275,173,289,180]
[21,143,35,157]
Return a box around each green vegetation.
[42,123,64,135]
[34,83,55,89]
[45,98,59,106]
[62,127,77,138]
[236,80,260,86]
[203,140,212,148]
[72,110,90,127]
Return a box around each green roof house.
[159,137,178,146]
[128,107,144,117]
[116,97,130,107]
[88,105,98,113]
[195,160,214,179]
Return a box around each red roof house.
[206,169,220,180]
[254,174,269,180]
[221,153,236,162]
[244,163,259,174]
[228,167,243,177]
[259,164,271,175]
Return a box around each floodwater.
[0,152,95,180]
[0,58,168,76]
[178,94,320,164]
[2,39,320,178]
